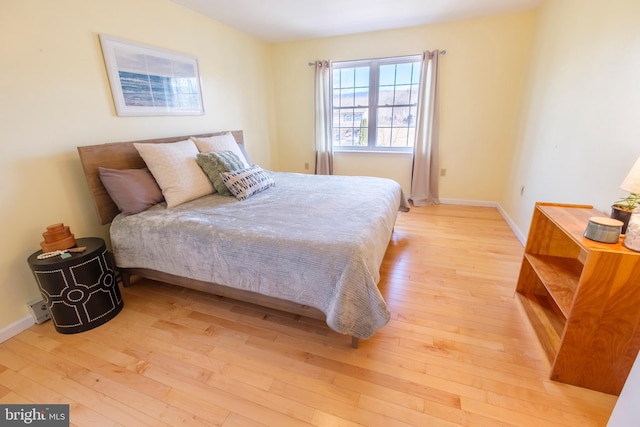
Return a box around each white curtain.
[314,60,333,175]
[410,50,441,206]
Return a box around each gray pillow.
[98,167,164,215]
[196,150,245,196]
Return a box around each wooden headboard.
[77,130,244,225]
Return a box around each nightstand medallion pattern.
[27,237,123,333]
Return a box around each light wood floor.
[0,205,617,426]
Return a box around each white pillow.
[191,133,250,168]
[133,139,213,208]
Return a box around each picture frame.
[99,34,204,116]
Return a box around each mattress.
[110,171,409,339]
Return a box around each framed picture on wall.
[99,34,204,116]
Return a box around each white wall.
[270,12,537,196]
[608,351,640,426]
[503,2,640,420]
[0,0,276,332]
[501,0,640,236]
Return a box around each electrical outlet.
[520,185,525,196]
[304,162,310,170]
[440,168,447,177]
[27,298,51,324]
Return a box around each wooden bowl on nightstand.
[40,223,76,252]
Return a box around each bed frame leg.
[119,271,132,287]
[351,337,359,349]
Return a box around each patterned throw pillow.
[196,150,245,196]
[220,165,275,201]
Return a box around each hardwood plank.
[0,205,617,426]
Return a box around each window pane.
[379,67,420,106]
[332,89,341,107]
[377,107,392,126]
[341,89,354,107]
[410,84,420,104]
[407,127,416,145]
[378,86,394,105]
[411,63,420,84]
[333,67,369,88]
[379,64,396,86]
[393,85,412,104]
[390,128,409,147]
[395,63,414,85]
[376,128,391,147]
[340,68,354,88]
[332,110,340,127]
[333,66,369,108]
[331,56,421,150]
[393,106,411,126]
[332,128,341,145]
[333,107,368,147]
[408,106,417,126]
[340,128,355,146]
[354,88,369,106]
[354,67,369,87]
[357,115,369,146]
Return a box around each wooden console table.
[515,202,640,395]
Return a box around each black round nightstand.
[27,237,123,334]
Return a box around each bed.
[77,130,409,347]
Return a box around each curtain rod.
[307,50,446,66]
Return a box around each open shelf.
[515,202,640,395]
[524,254,581,318]
[516,291,563,361]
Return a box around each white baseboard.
[496,204,527,245]
[439,197,498,207]
[439,198,526,246]
[0,315,34,343]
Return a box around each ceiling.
[170,0,542,42]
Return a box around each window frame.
[331,54,422,153]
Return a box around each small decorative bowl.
[584,217,623,244]
[40,223,76,252]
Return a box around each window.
[332,55,422,151]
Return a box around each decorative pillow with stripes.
[220,165,275,201]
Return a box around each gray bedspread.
[111,171,409,339]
